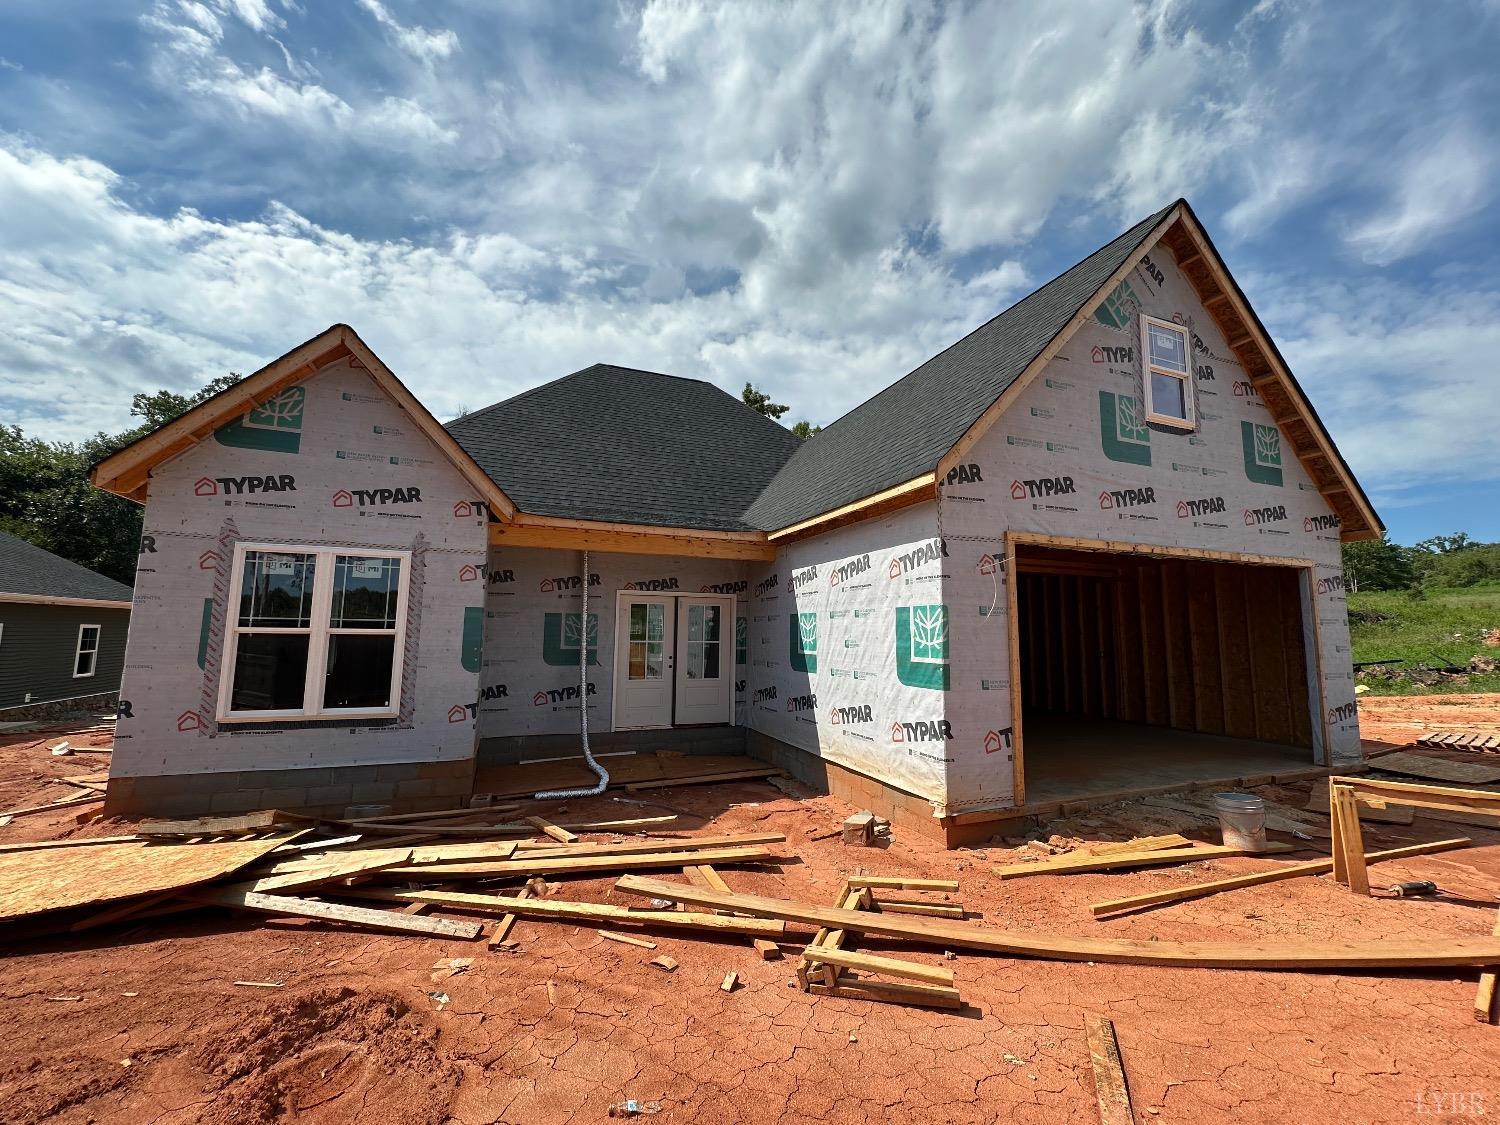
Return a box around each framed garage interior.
[610,591,737,731]
[1003,531,1327,809]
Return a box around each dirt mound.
[187,987,459,1124]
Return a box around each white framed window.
[217,543,411,722]
[1140,315,1195,430]
[73,624,101,678]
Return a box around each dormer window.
[1141,316,1194,430]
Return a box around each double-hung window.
[73,624,100,678]
[218,544,410,721]
[1140,315,1195,430]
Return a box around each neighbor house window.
[1140,315,1195,429]
[73,624,100,678]
[217,544,410,721]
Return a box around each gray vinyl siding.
[0,603,130,709]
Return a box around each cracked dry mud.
[2,706,1499,1124]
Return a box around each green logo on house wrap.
[1093,279,1140,330]
[1241,421,1284,486]
[542,612,599,666]
[1098,390,1151,466]
[789,612,817,673]
[213,385,305,454]
[895,604,949,690]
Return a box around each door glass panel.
[684,604,723,681]
[629,604,647,642]
[646,604,664,642]
[629,641,647,679]
[687,604,704,642]
[627,602,665,681]
[703,605,721,641]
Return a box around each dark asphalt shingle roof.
[445,365,806,531]
[742,202,1176,529]
[448,203,1176,532]
[0,530,134,602]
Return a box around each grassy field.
[1347,583,1500,695]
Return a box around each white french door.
[611,594,735,729]
[673,597,732,725]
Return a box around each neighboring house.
[90,199,1381,841]
[0,531,133,717]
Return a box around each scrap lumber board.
[1368,752,1500,785]
[185,888,482,939]
[1079,834,1195,855]
[331,805,516,825]
[846,876,959,892]
[1090,838,1471,918]
[801,946,955,987]
[489,885,532,947]
[625,766,785,791]
[870,899,966,919]
[473,752,764,800]
[995,842,1293,879]
[1477,909,1500,1024]
[1306,784,1412,824]
[1330,784,1371,895]
[511,833,785,861]
[1420,732,1500,751]
[0,835,141,854]
[615,874,1500,970]
[525,815,579,844]
[1141,795,1333,839]
[807,973,964,1010]
[379,844,779,879]
[1332,775,1500,816]
[1085,1016,1134,1125]
[0,832,302,921]
[231,849,415,894]
[136,810,298,837]
[365,888,788,938]
[599,929,656,949]
[0,792,105,819]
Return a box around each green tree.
[0,372,244,585]
[741,383,788,419]
[1341,533,1415,592]
[790,420,821,438]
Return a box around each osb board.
[0,833,300,921]
[1368,752,1500,786]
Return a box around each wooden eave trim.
[935,204,1187,480]
[0,593,134,609]
[509,512,767,543]
[1006,531,1316,570]
[765,473,937,543]
[1169,210,1383,542]
[489,519,777,561]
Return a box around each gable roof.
[742,203,1178,530]
[445,365,805,531]
[91,324,516,519]
[0,531,134,605]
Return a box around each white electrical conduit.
[534,549,610,800]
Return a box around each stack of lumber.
[1418,732,1500,752]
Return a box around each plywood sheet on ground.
[472,752,761,800]
[1368,752,1500,785]
[0,833,298,921]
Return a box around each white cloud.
[1344,128,1493,265]
[356,0,459,63]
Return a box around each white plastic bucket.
[1213,792,1268,852]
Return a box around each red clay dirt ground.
[2,703,1499,1125]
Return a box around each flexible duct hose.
[534,550,610,800]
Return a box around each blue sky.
[1,1,1497,545]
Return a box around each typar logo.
[453,500,488,518]
[458,563,482,582]
[829,554,871,587]
[1098,391,1151,466]
[1176,496,1226,518]
[1099,486,1156,511]
[894,604,948,690]
[701,580,748,594]
[753,574,779,598]
[196,474,297,497]
[331,486,422,508]
[1317,574,1347,596]
[1090,344,1134,364]
[887,539,947,580]
[1327,701,1358,725]
[447,704,473,723]
[789,566,819,592]
[983,728,1014,755]
[828,704,872,726]
[176,710,203,732]
[1232,380,1261,399]
[488,567,516,585]
[479,684,508,701]
[623,578,680,591]
[785,693,817,713]
[533,683,598,706]
[542,613,599,666]
[198,550,220,570]
[1243,505,1288,527]
[1241,422,1284,486]
[942,463,983,486]
[1009,476,1076,500]
[539,574,601,593]
[1305,514,1341,533]
[789,613,818,673]
[889,718,953,743]
[753,685,779,704]
[977,553,999,576]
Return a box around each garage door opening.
[1011,541,1320,807]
